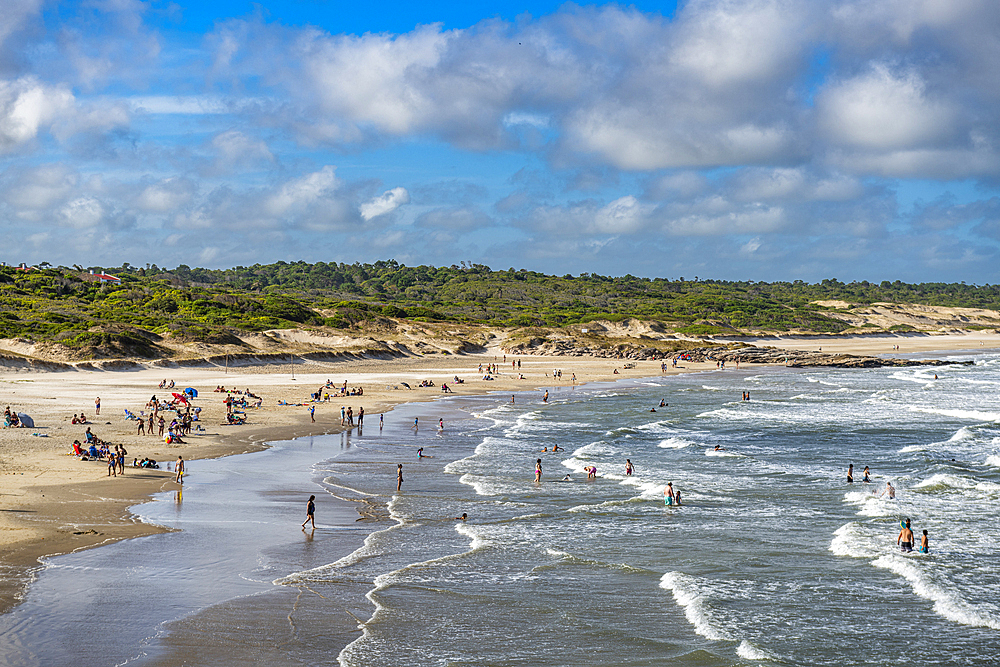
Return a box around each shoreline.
[1,331,994,615]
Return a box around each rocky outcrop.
[504,340,972,368]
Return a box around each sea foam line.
[659,572,735,641]
[871,555,1000,631]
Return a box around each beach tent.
[17,413,34,428]
[184,388,198,398]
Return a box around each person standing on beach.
[302,495,316,529]
[535,459,542,483]
[341,406,346,426]
[175,456,185,483]
[309,405,315,423]
[397,464,404,491]
[358,407,364,426]
[95,396,100,416]
[137,417,145,435]
[108,447,117,477]
[118,445,126,475]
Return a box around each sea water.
[292,353,1000,666]
[2,352,1000,665]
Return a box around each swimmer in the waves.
[625,459,634,476]
[898,518,914,552]
[919,529,929,553]
[664,482,675,506]
[847,463,854,484]
[454,513,468,521]
[713,444,724,451]
[863,466,871,483]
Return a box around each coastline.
[0,351,721,613]
[0,331,993,615]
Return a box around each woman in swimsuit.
[625,459,634,476]
[863,466,871,483]
[535,459,542,483]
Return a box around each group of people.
[3,406,24,428]
[340,405,365,427]
[847,464,919,549]
[158,380,176,389]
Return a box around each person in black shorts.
[302,495,316,529]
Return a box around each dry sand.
[0,332,994,611]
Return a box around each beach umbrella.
[17,413,34,428]
[184,388,198,398]
[171,392,189,404]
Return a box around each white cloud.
[134,178,196,213]
[360,186,410,221]
[264,166,340,217]
[0,78,74,151]
[130,96,230,115]
[57,196,105,228]
[818,64,957,151]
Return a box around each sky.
[2,0,1000,283]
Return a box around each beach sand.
[0,350,718,612]
[0,332,993,613]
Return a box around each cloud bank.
[1,0,999,281]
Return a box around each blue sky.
[2,0,1000,283]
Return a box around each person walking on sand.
[535,459,542,483]
[175,456,185,483]
[302,495,316,529]
[95,396,100,416]
[397,464,404,491]
[137,417,145,435]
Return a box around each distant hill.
[0,261,997,360]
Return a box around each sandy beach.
[0,331,994,613]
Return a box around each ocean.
[2,351,999,666]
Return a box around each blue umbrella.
[184,388,198,398]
